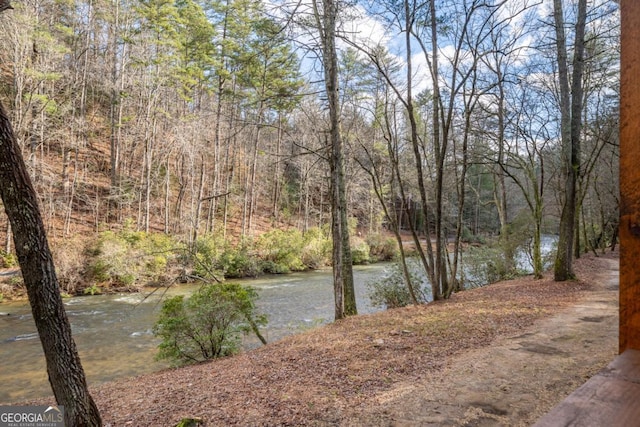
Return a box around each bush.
[192,234,227,280]
[153,283,266,366]
[462,244,524,288]
[256,229,305,273]
[300,227,331,269]
[367,259,430,309]
[461,226,486,245]
[217,240,261,278]
[87,228,180,289]
[51,237,87,295]
[366,233,398,262]
[350,237,371,265]
[192,229,330,279]
[0,250,17,268]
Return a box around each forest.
[0,0,619,299]
[0,0,622,424]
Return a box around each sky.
[281,0,546,96]
[266,0,618,106]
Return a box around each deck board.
[534,349,640,426]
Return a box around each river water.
[0,236,558,403]
[0,264,389,403]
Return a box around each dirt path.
[350,258,619,426]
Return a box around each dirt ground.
[349,256,619,427]
[26,252,619,426]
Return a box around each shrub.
[192,234,226,280]
[462,244,524,288]
[217,241,261,278]
[301,227,331,269]
[256,229,305,273]
[8,275,23,287]
[153,283,266,366]
[192,235,261,279]
[366,259,430,309]
[83,284,101,296]
[350,237,371,265]
[365,233,398,262]
[461,226,486,245]
[87,228,180,289]
[51,237,88,295]
[0,250,17,268]
[0,278,20,300]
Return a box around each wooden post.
[620,0,640,353]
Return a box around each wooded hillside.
[0,0,619,287]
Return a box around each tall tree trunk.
[553,0,587,281]
[448,84,477,297]
[405,0,438,294]
[494,67,514,273]
[357,103,420,304]
[222,90,238,240]
[273,114,282,220]
[164,156,170,234]
[143,136,153,233]
[315,0,356,319]
[108,0,122,190]
[192,156,206,244]
[429,0,446,299]
[248,104,265,235]
[0,99,102,426]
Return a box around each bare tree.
[312,0,357,319]
[553,0,587,281]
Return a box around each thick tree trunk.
[553,0,587,281]
[0,100,101,426]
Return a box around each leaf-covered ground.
[34,251,620,426]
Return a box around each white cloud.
[341,4,391,48]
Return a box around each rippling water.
[0,263,389,403]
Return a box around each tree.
[495,77,554,279]
[553,0,587,281]
[240,13,302,235]
[0,12,102,425]
[354,62,422,305]
[479,1,538,275]
[312,0,357,319]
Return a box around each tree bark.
[553,0,587,281]
[315,0,357,319]
[0,99,101,425]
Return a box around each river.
[0,263,389,403]
[0,235,558,403]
